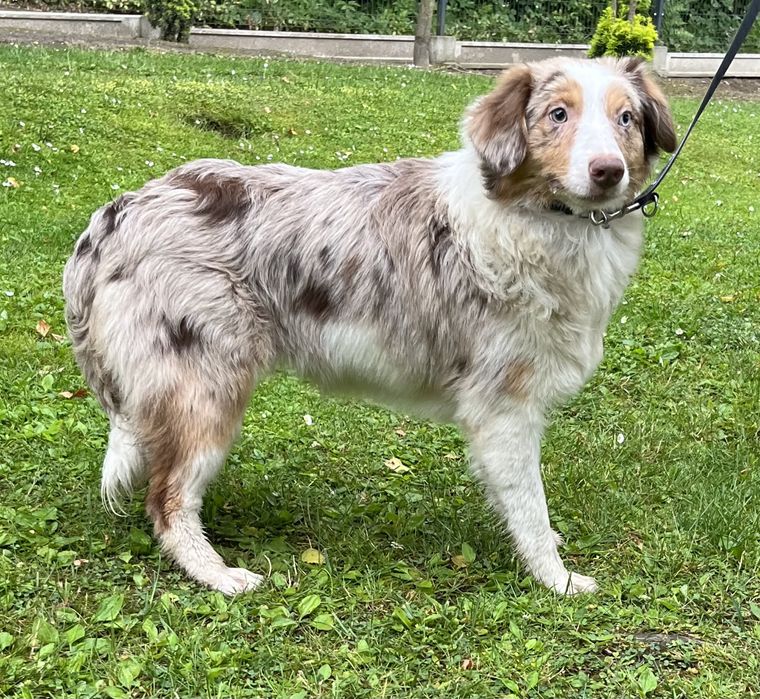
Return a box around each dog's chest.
[485,217,643,401]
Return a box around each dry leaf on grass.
[384,457,410,474]
[36,320,51,337]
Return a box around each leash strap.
[591,0,760,227]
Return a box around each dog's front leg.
[466,405,597,594]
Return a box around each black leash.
[590,0,760,227]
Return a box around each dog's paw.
[208,567,264,596]
[550,571,598,595]
[554,573,598,595]
[551,529,565,548]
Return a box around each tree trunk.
[611,0,618,17]
[414,0,434,68]
[627,0,638,22]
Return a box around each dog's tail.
[63,196,145,513]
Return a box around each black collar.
[548,201,576,217]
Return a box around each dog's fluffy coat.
[64,57,675,595]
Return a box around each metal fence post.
[436,0,447,35]
[654,0,666,35]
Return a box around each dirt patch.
[662,76,760,100]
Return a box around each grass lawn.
[0,44,759,698]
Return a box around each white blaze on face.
[565,63,630,203]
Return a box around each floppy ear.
[466,64,533,176]
[619,56,677,156]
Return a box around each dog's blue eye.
[619,111,633,127]
[549,107,567,124]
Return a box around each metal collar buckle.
[589,192,660,228]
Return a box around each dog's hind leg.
[101,417,145,515]
[138,369,261,595]
[465,403,598,595]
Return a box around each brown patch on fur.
[172,172,251,225]
[101,194,132,237]
[605,83,650,194]
[429,216,453,276]
[144,378,251,533]
[618,57,676,156]
[526,78,581,196]
[294,281,333,319]
[340,255,361,288]
[485,76,582,205]
[500,360,533,399]
[107,265,126,283]
[605,83,630,119]
[166,315,201,354]
[469,64,533,178]
[76,234,92,258]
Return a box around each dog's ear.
[619,56,677,156]
[466,64,533,176]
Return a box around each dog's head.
[465,56,676,212]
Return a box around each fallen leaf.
[720,294,735,303]
[281,76,292,84]
[59,391,74,399]
[444,452,459,460]
[384,457,410,474]
[394,428,406,437]
[301,548,325,565]
[36,319,51,337]
[461,658,475,670]
[70,144,80,153]
[451,554,467,569]
[51,333,66,342]
[4,176,20,188]
[72,388,88,398]
[303,414,313,426]
[73,558,89,567]
[263,106,271,113]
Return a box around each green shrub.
[144,0,198,41]
[588,5,658,59]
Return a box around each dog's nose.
[588,157,625,188]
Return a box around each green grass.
[0,45,759,698]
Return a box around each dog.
[63,56,675,595]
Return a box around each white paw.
[551,529,565,548]
[207,566,264,596]
[550,571,598,595]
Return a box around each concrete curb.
[1,10,759,76]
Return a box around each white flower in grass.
[33,166,42,176]
[0,159,16,167]
[616,433,625,445]
[31,143,41,152]
[111,183,120,190]
[145,160,154,167]
[303,414,314,426]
